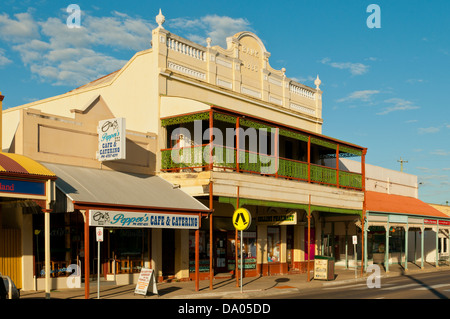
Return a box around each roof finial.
[156,9,165,29]
[314,74,321,90]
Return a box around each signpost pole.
[232,208,251,294]
[354,243,357,279]
[96,227,103,299]
[240,230,243,293]
[97,240,100,299]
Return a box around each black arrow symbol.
[234,212,248,226]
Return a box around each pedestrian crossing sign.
[232,208,252,231]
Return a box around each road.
[267,270,450,299]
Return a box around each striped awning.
[0,152,56,178]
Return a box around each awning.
[366,191,449,219]
[0,152,56,179]
[41,162,209,213]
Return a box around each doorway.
[287,226,294,270]
[162,229,175,276]
[215,231,227,273]
[304,228,315,261]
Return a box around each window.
[267,227,280,262]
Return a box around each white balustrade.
[289,83,315,100]
[167,38,206,61]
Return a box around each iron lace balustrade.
[160,143,363,190]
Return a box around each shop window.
[388,227,405,253]
[267,227,280,263]
[110,229,148,274]
[189,230,210,272]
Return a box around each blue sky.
[0,0,449,204]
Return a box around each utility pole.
[398,157,408,172]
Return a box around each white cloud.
[0,49,12,67]
[430,149,450,156]
[7,10,155,87]
[337,90,380,103]
[168,15,251,48]
[406,78,425,84]
[5,10,251,87]
[0,12,39,42]
[377,98,420,115]
[418,126,441,134]
[320,57,369,76]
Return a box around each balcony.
[160,109,365,191]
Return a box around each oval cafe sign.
[233,208,252,231]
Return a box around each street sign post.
[232,208,251,293]
[96,227,103,299]
[352,235,357,279]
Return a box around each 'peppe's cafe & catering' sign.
[89,210,199,230]
[96,117,126,162]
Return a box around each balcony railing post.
[275,128,279,178]
[307,136,311,183]
[336,144,340,188]
[209,109,213,170]
[236,117,240,173]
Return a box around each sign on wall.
[89,210,199,229]
[0,178,46,196]
[256,212,297,225]
[97,117,126,161]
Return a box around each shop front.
[40,162,209,299]
[0,152,56,295]
[189,214,258,279]
[364,191,450,271]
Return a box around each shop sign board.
[424,219,450,226]
[388,215,408,223]
[97,117,126,161]
[256,212,297,225]
[135,268,158,296]
[89,210,199,229]
[0,178,46,196]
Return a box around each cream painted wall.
[326,158,418,198]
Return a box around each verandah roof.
[366,191,449,220]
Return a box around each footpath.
[20,262,449,300]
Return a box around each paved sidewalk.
[20,262,449,300]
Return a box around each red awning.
[366,191,448,219]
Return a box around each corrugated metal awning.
[0,153,56,178]
[366,191,449,219]
[42,162,209,213]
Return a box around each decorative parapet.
[167,37,206,62]
[152,11,323,125]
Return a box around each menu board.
[135,268,158,296]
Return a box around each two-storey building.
[2,11,368,294]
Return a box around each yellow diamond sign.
[233,208,252,231]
